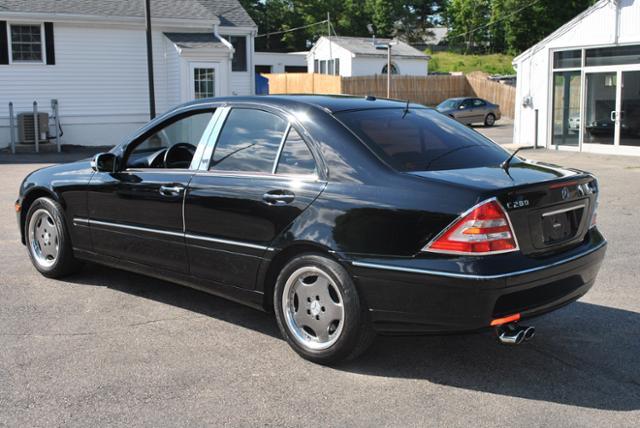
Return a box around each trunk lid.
[409,160,598,256]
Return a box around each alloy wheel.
[28,208,59,268]
[282,266,345,351]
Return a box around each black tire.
[24,197,83,278]
[484,113,496,127]
[274,253,375,365]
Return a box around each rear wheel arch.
[20,188,61,244]
[261,242,342,311]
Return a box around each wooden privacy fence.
[342,74,470,107]
[466,72,517,118]
[264,72,515,118]
[263,73,342,95]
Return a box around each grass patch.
[428,51,515,75]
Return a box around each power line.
[256,20,328,38]
[449,0,543,40]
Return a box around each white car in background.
[569,115,580,133]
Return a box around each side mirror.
[459,104,466,110]
[91,152,118,172]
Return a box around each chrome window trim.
[121,169,197,174]
[351,240,607,280]
[192,170,321,182]
[200,106,231,171]
[73,217,273,251]
[272,124,292,174]
[191,108,226,171]
[541,203,586,218]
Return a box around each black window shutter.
[44,22,55,65]
[0,21,9,65]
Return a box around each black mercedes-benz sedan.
[16,95,607,364]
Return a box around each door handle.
[611,111,617,122]
[159,185,184,196]
[263,191,295,205]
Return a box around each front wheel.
[25,197,82,278]
[274,254,375,364]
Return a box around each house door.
[189,63,220,100]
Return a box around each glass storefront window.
[552,71,581,146]
[620,70,640,147]
[584,72,617,145]
[553,50,581,69]
[585,44,640,66]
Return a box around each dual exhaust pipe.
[496,323,536,345]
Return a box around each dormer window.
[10,24,43,62]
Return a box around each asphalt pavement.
[1,142,639,426]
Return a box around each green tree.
[397,0,445,43]
[488,0,507,53]
[444,0,491,53]
[502,0,597,54]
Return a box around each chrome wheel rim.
[28,208,59,268]
[486,115,495,125]
[282,266,345,351]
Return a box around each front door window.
[193,68,216,99]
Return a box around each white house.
[307,36,430,77]
[513,0,640,155]
[254,51,307,74]
[0,0,257,149]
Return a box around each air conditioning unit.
[17,112,49,144]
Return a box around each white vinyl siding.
[0,23,255,148]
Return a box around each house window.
[224,35,247,72]
[334,58,339,75]
[314,59,319,73]
[320,60,327,74]
[381,63,399,75]
[194,68,215,99]
[553,50,581,69]
[10,24,43,62]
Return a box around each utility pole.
[144,0,156,119]
[327,12,333,75]
[386,45,391,98]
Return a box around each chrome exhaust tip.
[496,324,535,345]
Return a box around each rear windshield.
[336,108,509,172]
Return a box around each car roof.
[181,94,426,114]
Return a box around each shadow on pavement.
[65,263,280,339]
[343,301,640,411]
[67,263,639,411]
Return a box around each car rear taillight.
[423,198,519,255]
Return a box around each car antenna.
[402,99,410,118]
[501,146,532,172]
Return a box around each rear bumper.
[348,229,606,334]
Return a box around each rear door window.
[276,128,317,176]
[210,108,288,173]
[336,108,509,172]
[461,99,474,109]
[473,99,487,107]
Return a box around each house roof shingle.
[325,36,429,59]
[0,0,255,28]
[164,32,226,50]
